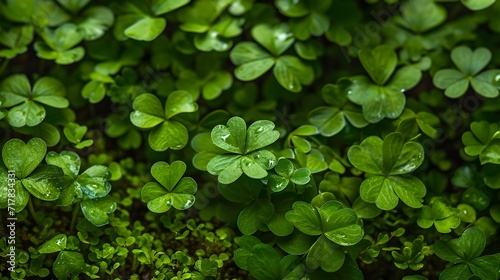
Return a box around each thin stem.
[70,205,80,232]
[28,197,43,228]
[0,59,9,76]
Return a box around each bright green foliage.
[35,24,85,64]
[206,116,280,184]
[0,25,34,58]
[462,121,500,164]
[0,74,69,127]
[275,0,332,40]
[417,197,461,233]
[348,132,426,210]
[285,200,364,272]
[141,161,197,213]
[46,150,116,226]
[433,227,500,280]
[391,237,430,271]
[63,122,94,149]
[433,46,500,98]
[130,91,198,151]
[230,23,314,92]
[347,45,422,123]
[266,158,311,192]
[0,138,62,212]
[396,109,440,139]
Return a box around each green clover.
[0,74,69,127]
[34,24,85,65]
[206,116,280,184]
[266,158,311,192]
[130,91,198,151]
[0,25,33,59]
[462,121,500,164]
[275,0,332,40]
[0,138,62,212]
[230,23,314,93]
[284,200,364,272]
[417,197,461,233]
[433,227,500,280]
[433,46,500,98]
[347,132,426,210]
[141,161,197,213]
[347,45,422,123]
[45,151,116,226]
[63,122,94,149]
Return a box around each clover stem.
[0,59,8,75]
[28,197,43,228]
[70,205,80,232]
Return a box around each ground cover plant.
[1,0,500,279]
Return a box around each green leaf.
[2,138,47,179]
[433,227,485,262]
[212,116,247,154]
[38,234,67,253]
[251,24,294,56]
[359,45,397,86]
[230,42,275,81]
[274,158,294,177]
[322,202,364,246]
[76,6,114,40]
[22,165,62,201]
[31,77,68,108]
[285,201,322,236]
[307,235,345,272]
[165,90,198,119]
[56,0,90,13]
[80,195,116,226]
[130,93,165,128]
[7,101,46,127]
[0,74,30,107]
[45,151,81,178]
[237,199,274,235]
[53,251,85,280]
[77,165,111,199]
[151,0,190,15]
[461,0,496,10]
[35,24,85,64]
[400,0,447,33]
[247,243,282,280]
[218,176,261,203]
[246,120,280,153]
[124,16,166,41]
[148,120,189,151]
[273,55,313,92]
[462,121,500,164]
[417,198,461,233]
[0,167,29,212]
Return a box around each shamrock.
[285,125,319,153]
[347,132,426,210]
[396,109,440,139]
[63,122,94,149]
[141,161,197,213]
[462,121,500,164]
[347,45,422,123]
[206,116,280,184]
[266,158,311,192]
[284,200,364,272]
[75,6,115,41]
[37,234,86,280]
[130,91,198,151]
[230,23,314,92]
[45,150,116,226]
[417,197,461,233]
[0,138,62,212]
[275,0,332,40]
[0,74,69,127]
[0,25,34,59]
[34,24,85,65]
[433,46,500,98]
[433,227,500,280]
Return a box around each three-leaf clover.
[347,45,422,123]
[392,237,430,270]
[462,121,500,164]
[34,24,85,64]
[347,132,426,210]
[433,46,500,98]
[206,116,280,184]
[433,227,500,280]
[63,122,94,149]
[417,197,461,233]
[275,0,332,40]
[0,138,62,212]
[285,200,364,272]
[0,74,69,127]
[230,23,314,92]
[309,82,368,137]
[266,158,311,192]
[396,109,440,139]
[141,161,197,213]
[37,234,86,280]
[0,25,34,59]
[130,91,198,151]
[45,150,116,226]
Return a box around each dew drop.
[347,90,352,95]
[400,89,405,93]
[268,159,275,167]
[257,127,263,132]
[221,134,230,141]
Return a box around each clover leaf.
[396,109,440,139]
[34,23,85,64]
[130,91,198,151]
[462,121,500,164]
[433,227,500,280]
[347,45,422,123]
[230,23,314,92]
[285,200,364,272]
[75,6,115,41]
[309,82,368,137]
[285,125,319,153]
[0,25,33,59]
[266,158,311,192]
[45,150,116,226]
[63,122,94,149]
[178,0,243,52]
[0,138,62,212]
[433,46,500,98]
[38,234,67,254]
[114,0,189,41]
[461,0,496,10]
[347,132,426,210]
[206,116,280,184]
[141,161,197,213]
[417,197,461,233]
[396,0,447,33]
[0,74,69,127]
[275,0,332,40]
